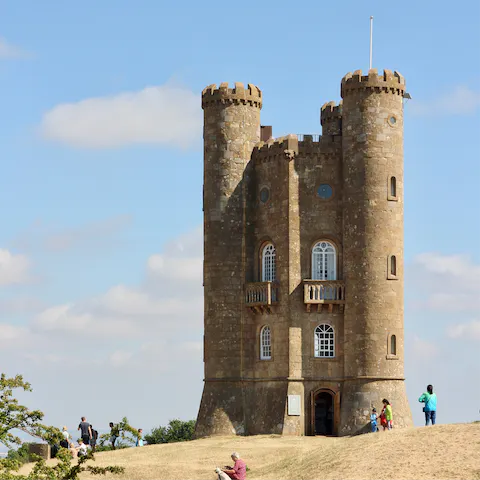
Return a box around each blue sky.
[0,1,479,444]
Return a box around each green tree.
[0,373,124,480]
[97,416,140,450]
[0,374,62,447]
[144,419,195,444]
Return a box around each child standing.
[370,408,378,432]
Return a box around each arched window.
[314,324,335,358]
[261,243,276,282]
[390,176,397,198]
[260,326,271,360]
[390,255,397,276]
[312,241,337,280]
[390,335,397,355]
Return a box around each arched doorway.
[314,391,334,435]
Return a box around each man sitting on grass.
[215,452,246,480]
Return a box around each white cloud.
[11,215,132,253]
[410,252,480,312]
[0,323,29,342]
[109,350,133,368]
[411,335,439,359]
[0,38,29,59]
[30,226,203,339]
[410,85,480,116]
[446,319,480,341]
[0,248,31,285]
[39,83,202,149]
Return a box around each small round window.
[260,187,270,203]
[388,115,397,126]
[317,184,333,200]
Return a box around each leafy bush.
[144,419,195,444]
[7,443,32,466]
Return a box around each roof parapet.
[320,101,343,125]
[341,69,406,98]
[202,82,262,109]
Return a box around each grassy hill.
[21,423,480,480]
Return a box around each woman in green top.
[382,399,393,430]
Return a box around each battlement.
[202,82,262,109]
[320,101,343,125]
[253,134,340,163]
[341,69,405,98]
[252,134,298,162]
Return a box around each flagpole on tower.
[369,16,373,70]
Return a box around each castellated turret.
[195,70,413,438]
[340,69,411,433]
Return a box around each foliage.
[0,373,124,480]
[6,442,32,466]
[144,419,195,445]
[0,447,124,480]
[97,416,140,449]
[0,374,62,448]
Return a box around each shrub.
[144,419,195,445]
[7,443,31,466]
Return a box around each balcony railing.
[303,280,345,304]
[245,281,279,307]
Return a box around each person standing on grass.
[109,422,120,450]
[60,426,70,448]
[419,384,437,426]
[78,416,92,446]
[90,425,98,452]
[370,408,378,433]
[382,399,393,430]
[136,428,144,447]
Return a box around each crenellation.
[201,81,262,108]
[341,68,406,97]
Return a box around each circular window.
[388,115,397,126]
[259,187,270,203]
[317,184,333,200]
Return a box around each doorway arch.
[311,388,340,436]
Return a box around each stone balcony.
[245,281,279,314]
[303,280,345,313]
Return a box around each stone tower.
[196,83,262,436]
[340,70,411,433]
[196,69,413,437]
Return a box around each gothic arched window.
[312,241,337,280]
[314,324,335,358]
[261,243,276,282]
[260,325,272,360]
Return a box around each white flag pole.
[369,16,374,70]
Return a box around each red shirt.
[229,459,246,480]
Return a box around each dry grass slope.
[21,423,480,480]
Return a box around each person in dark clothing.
[90,425,98,452]
[78,416,92,446]
[109,422,120,450]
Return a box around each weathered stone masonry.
[195,70,413,437]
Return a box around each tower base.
[339,379,413,435]
[195,380,304,437]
